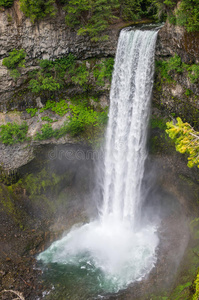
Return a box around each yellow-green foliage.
[166,117,199,168]
[193,273,199,300]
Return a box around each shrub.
[0,0,14,8]
[34,99,108,141]
[188,65,199,84]
[19,0,56,23]
[175,0,199,32]
[120,0,143,21]
[167,54,183,73]
[29,76,60,93]
[70,63,89,88]
[2,49,26,80]
[28,55,114,96]
[35,123,54,140]
[26,108,38,117]
[64,0,120,41]
[0,122,28,145]
[166,117,199,168]
[28,54,76,93]
[40,99,69,116]
[41,116,56,123]
[93,58,114,86]
[67,103,108,137]
[156,54,199,85]
[2,49,26,69]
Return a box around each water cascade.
[101,28,158,226]
[38,28,159,297]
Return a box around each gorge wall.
[0,3,198,176]
[0,5,199,300]
[0,5,199,124]
[155,22,199,127]
[0,1,118,112]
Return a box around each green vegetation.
[34,99,108,141]
[166,117,199,168]
[150,116,168,130]
[67,103,108,137]
[93,58,114,86]
[2,0,198,36]
[0,0,14,8]
[41,116,56,123]
[26,107,38,117]
[19,0,56,23]
[0,96,106,145]
[24,168,59,195]
[28,55,114,95]
[28,54,75,93]
[156,54,199,84]
[64,0,120,41]
[175,0,199,32]
[6,13,12,22]
[35,123,55,140]
[40,99,69,116]
[2,49,26,80]
[29,76,60,93]
[188,65,199,84]
[121,0,156,21]
[169,281,192,300]
[193,273,199,300]
[151,0,199,32]
[0,122,28,145]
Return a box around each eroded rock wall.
[0,1,119,111]
[154,22,199,127]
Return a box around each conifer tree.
[166,117,199,168]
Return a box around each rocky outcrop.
[156,22,199,63]
[154,22,199,127]
[0,1,119,111]
[0,2,118,61]
[0,90,109,173]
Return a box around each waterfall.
[37,27,160,297]
[101,28,158,226]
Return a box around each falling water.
[38,28,159,298]
[101,28,158,226]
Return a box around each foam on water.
[38,218,158,292]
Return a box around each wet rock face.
[156,22,199,64]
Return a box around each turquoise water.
[38,220,158,299]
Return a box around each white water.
[101,28,158,226]
[38,28,159,294]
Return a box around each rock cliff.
[0,5,199,172]
[154,22,199,127]
[0,1,118,111]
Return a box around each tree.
[19,0,56,23]
[0,0,14,7]
[64,0,120,41]
[166,117,199,168]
